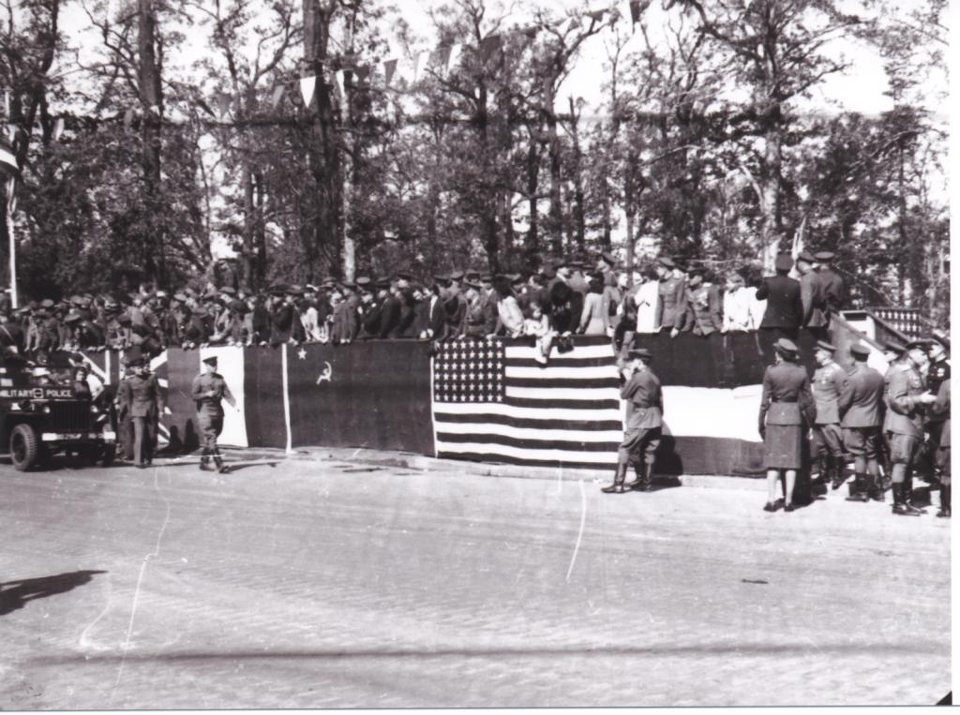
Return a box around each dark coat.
[378,296,402,339]
[818,267,846,312]
[839,362,885,428]
[759,361,815,429]
[756,275,803,330]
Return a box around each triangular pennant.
[479,34,502,67]
[123,107,135,130]
[299,75,317,106]
[52,117,65,141]
[215,92,232,118]
[384,59,398,87]
[445,44,462,73]
[413,51,430,83]
[270,84,285,109]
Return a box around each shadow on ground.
[0,570,106,616]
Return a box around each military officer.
[814,251,845,315]
[756,254,803,342]
[602,347,662,494]
[796,251,828,339]
[811,340,848,491]
[931,376,951,517]
[758,338,815,512]
[190,355,238,473]
[681,267,722,336]
[923,331,950,481]
[654,257,685,334]
[838,343,886,502]
[884,339,937,515]
[117,355,164,468]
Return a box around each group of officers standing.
[603,252,949,519]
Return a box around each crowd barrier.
[71,319,884,478]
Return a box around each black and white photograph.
[0,0,951,707]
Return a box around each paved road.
[0,450,950,708]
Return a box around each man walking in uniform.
[839,344,886,502]
[116,356,164,469]
[602,348,662,494]
[796,251,828,340]
[814,251,845,318]
[811,340,848,491]
[884,340,938,515]
[191,355,238,474]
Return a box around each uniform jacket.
[655,276,685,330]
[759,362,815,428]
[481,290,499,335]
[682,283,722,336]
[756,275,803,330]
[812,361,847,424]
[622,367,663,431]
[932,379,951,448]
[883,362,926,437]
[818,267,846,312]
[800,271,828,328]
[190,371,233,413]
[118,373,163,418]
[839,362,885,428]
[927,357,950,398]
[443,294,468,338]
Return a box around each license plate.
[103,431,116,441]
[61,433,83,440]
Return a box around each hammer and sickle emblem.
[316,361,333,385]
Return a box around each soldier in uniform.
[758,338,815,512]
[884,339,938,515]
[602,347,662,494]
[190,355,238,473]
[811,340,848,491]
[931,375,950,517]
[756,254,803,342]
[923,331,950,481]
[838,343,886,502]
[117,354,164,467]
[654,257,685,335]
[796,251,828,340]
[814,251,845,317]
[680,267,722,336]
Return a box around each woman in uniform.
[759,338,816,512]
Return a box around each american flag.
[432,336,623,468]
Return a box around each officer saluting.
[602,347,662,494]
[191,355,238,473]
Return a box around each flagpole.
[7,194,15,309]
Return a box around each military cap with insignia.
[815,339,836,352]
[628,347,652,360]
[463,280,481,290]
[850,343,871,359]
[448,270,465,282]
[355,276,372,288]
[775,337,799,356]
[64,311,81,324]
[797,250,817,263]
[657,256,676,269]
[375,277,391,289]
[395,270,414,281]
[814,251,835,262]
[600,250,617,267]
[202,355,218,367]
[41,299,54,309]
[931,330,950,351]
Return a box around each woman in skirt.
[758,338,816,512]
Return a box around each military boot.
[624,463,644,490]
[937,484,951,518]
[601,462,628,494]
[869,474,886,502]
[199,450,212,471]
[831,462,847,490]
[213,448,229,474]
[903,478,926,514]
[846,474,870,502]
[892,484,920,516]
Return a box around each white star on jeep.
[297,348,307,360]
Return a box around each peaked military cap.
[797,250,817,263]
[41,299,54,309]
[814,251,835,262]
[600,250,617,266]
[202,355,218,366]
[220,286,236,296]
[815,340,836,352]
[775,337,799,356]
[628,347,652,360]
[850,343,871,359]
[355,276,372,287]
[657,256,676,269]
[375,277,391,288]
[931,330,950,351]
[448,270,465,281]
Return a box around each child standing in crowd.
[524,301,554,365]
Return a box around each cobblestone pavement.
[0,450,950,708]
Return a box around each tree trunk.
[304,0,342,279]
[524,137,540,268]
[758,106,783,274]
[544,80,562,257]
[138,0,163,287]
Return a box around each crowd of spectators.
[0,249,847,362]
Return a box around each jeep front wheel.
[10,423,40,472]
